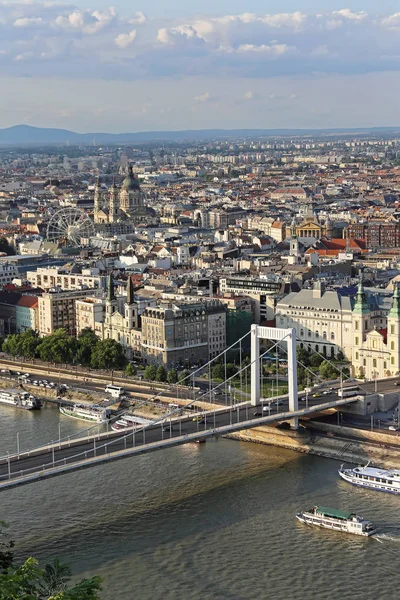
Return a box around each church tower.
[388,284,400,375]
[289,215,300,262]
[105,273,117,325]
[93,177,101,224]
[352,278,370,344]
[125,275,138,329]
[108,179,119,223]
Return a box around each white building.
[276,281,399,380]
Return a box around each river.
[0,403,400,600]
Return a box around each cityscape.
[1,2,400,600]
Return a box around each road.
[0,392,360,489]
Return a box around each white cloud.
[237,43,293,55]
[332,9,368,21]
[129,12,146,26]
[13,17,43,28]
[55,8,116,35]
[381,13,400,29]
[157,25,202,45]
[115,30,137,49]
[194,92,213,103]
[260,12,307,30]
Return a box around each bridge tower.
[250,325,299,428]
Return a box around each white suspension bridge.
[0,326,364,491]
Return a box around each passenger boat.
[339,463,400,494]
[59,404,111,423]
[111,414,152,431]
[0,389,41,410]
[296,506,376,536]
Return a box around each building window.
[355,337,359,345]
[391,325,395,334]
[355,352,359,360]
[363,359,366,366]
[331,332,335,341]
[373,359,377,368]
[355,321,359,330]
[391,357,395,365]
[391,341,395,350]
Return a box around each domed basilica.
[93,165,155,225]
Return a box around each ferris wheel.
[46,207,95,247]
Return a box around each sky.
[1,1,400,132]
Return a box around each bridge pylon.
[250,325,298,428]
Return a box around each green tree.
[76,329,99,366]
[297,366,307,388]
[178,369,191,385]
[0,521,14,571]
[296,347,310,367]
[0,557,102,600]
[309,353,324,368]
[226,363,238,379]
[156,365,167,382]
[37,329,77,364]
[90,339,126,371]
[144,365,157,381]
[0,237,15,256]
[319,361,339,380]
[212,364,224,380]
[336,350,345,361]
[167,368,178,384]
[2,334,22,358]
[125,362,136,377]
[0,524,102,600]
[19,329,40,359]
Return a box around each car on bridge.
[192,415,205,424]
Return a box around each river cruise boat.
[111,414,152,431]
[59,404,111,424]
[339,464,400,494]
[0,389,41,410]
[296,506,376,536]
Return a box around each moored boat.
[296,506,376,536]
[339,463,400,494]
[111,414,152,431]
[0,389,41,410]
[60,404,111,423]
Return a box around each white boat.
[111,414,152,431]
[0,389,41,410]
[296,506,376,536]
[60,404,111,423]
[339,464,400,494]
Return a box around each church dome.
[122,165,140,191]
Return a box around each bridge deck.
[0,397,358,491]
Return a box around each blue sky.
[78,1,400,17]
[1,1,400,132]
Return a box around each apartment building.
[75,297,105,336]
[219,276,293,323]
[141,300,227,368]
[38,289,96,336]
[345,222,400,249]
[27,267,106,292]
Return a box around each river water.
[1,403,400,600]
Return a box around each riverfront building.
[276,281,400,380]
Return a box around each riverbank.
[228,421,400,470]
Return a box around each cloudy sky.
[1,1,400,132]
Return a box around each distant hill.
[1,124,400,145]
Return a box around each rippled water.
[1,403,400,600]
